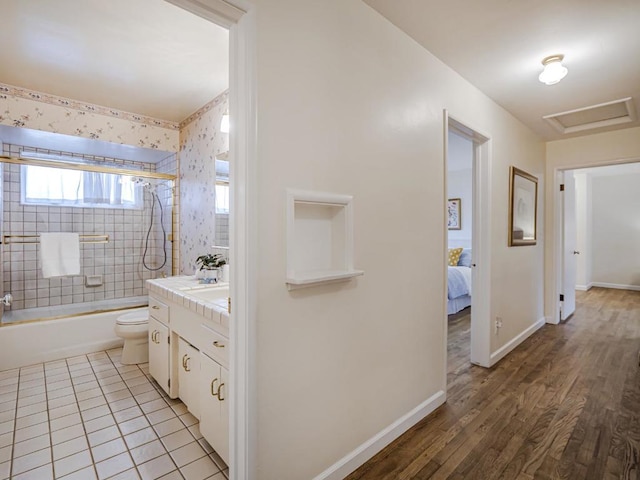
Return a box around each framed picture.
[509,166,538,246]
[447,198,461,230]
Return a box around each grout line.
[44,361,58,480]
[11,365,51,479]
[64,354,99,480]
[7,368,19,480]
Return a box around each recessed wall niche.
[286,189,363,290]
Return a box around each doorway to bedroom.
[446,128,474,378]
[445,114,492,379]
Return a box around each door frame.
[444,112,492,372]
[163,1,258,479]
[551,157,640,324]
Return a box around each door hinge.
[559,294,564,301]
[560,184,565,191]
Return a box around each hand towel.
[40,233,81,278]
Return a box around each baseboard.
[312,390,446,480]
[575,283,593,291]
[591,282,640,291]
[490,317,545,366]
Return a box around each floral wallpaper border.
[0,82,179,130]
[180,90,228,129]
[0,84,179,152]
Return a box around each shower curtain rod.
[0,155,176,181]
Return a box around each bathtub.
[0,297,148,370]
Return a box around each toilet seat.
[116,310,148,326]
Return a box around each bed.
[448,248,472,315]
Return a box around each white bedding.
[448,266,472,298]
[447,266,472,315]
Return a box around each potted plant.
[195,254,227,282]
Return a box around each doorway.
[446,129,473,375]
[555,161,640,323]
[163,1,256,479]
[444,114,491,375]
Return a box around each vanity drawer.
[201,324,228,368]
[149,296,169,324]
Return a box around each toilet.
[114,309,149,365]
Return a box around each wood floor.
[346,288,640,479]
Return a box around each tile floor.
[0,348,228,480]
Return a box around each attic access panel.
[543,97,636,134]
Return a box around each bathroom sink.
[178,281,229,291]
[185,285,229,302]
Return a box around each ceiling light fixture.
[538,54,568,85]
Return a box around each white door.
[199,353,229,465]
[149,317,170,394]
[562,171,577,320]
[178,338,201,419]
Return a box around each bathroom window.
[215,182,229,214]
[21,165,142,209]
[215,159,229,214]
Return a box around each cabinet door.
[148,317,170,394]
[217,364,229,464]
[178,338,201,419]
[199,353,229,465]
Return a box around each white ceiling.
[0,0,228,123]
[363,0,640,141]
[2,1,638,141]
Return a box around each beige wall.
[544,126,640,320]
[591,172,640,287]
[251,1,545,478]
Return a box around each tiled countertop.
[146,276,229,326]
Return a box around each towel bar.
[1,234,110,245]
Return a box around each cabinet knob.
[213,341,225,348]
[152,305,160,310]
[211,378,219,397]
[217,382,225,402]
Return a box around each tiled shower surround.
[1,144,176,315]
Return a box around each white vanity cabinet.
[146,279,230,466]
[199,353,229,464]
[178,338,201,419]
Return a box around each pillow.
[458,249,472,267]
[448,247,464,267]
